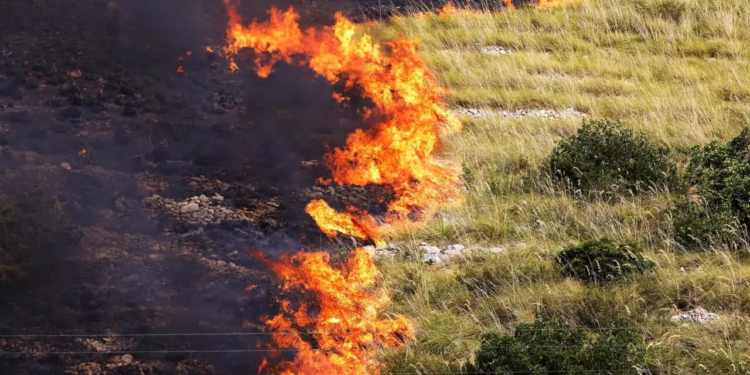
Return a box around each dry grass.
[364,0,750,373]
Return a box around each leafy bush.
[550,119,676,194]
[557,238,655,284]
[0,189,79,283]
[469,318,644,375]
[673,127,750,249]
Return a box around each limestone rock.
[670,307,720,324]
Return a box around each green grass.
[364,0,750,373]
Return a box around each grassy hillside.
[366,0,750,373]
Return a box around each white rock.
[443,244,466,257]
[489,247,506,253]
[180,202,200,213]
[423,253,443,264]
[670,307,720,324]
[212,193,224,201]
[420,245,441,254]
[446,244,465,252]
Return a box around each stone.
[443,244,466,257]
[446,244,465,252]
[423,253,443,264]
[212,193,224,201]
[60,162,72,170]
[670,307,720,324]
[419,244,441,254]
[489,246,506,253]
[180,202,200,213]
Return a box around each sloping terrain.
[368,1,750,373]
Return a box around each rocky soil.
[0,0,415,373]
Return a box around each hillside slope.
[370,0,750,373]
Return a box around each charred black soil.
[0,0,401,374]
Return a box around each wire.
[0,326,663,338]
[0,349,303,355]
[0,332,278,338]
[386,369,648,375]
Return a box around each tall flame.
[221,3,451,374]
[223,5,462,241]
[254,248,415,375]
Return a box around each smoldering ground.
[0,0,399,372]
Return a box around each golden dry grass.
[365,0,750,373]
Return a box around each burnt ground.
[0,0,407,374]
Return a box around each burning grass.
[222,3,462,238]
[214,0,750,373]
[220,2,458,373]
[362,0,750,373]
[254,248,415,375]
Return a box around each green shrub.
[0,189,79,283]
[557,238,655,284]
[550,119,676,194]
[469,318,644,375]
[673,127,750,249]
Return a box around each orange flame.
[176,66,185,74]
[79,149,87,155]
[223,5,461,238]
[206,46,215,53]
[304,200,384,247]
[438,3,457,18]
[222,4,460,373]
[254,248,415,375]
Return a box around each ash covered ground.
[0,0,405,373]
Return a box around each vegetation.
[673,127,750,249]
[550,119,676,193]
[557,238,655,284]
[366,0,750,373]
[470,318,644,375]
[0,189,77,283]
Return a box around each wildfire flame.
[438,3,457,18]
[254,248,415,375]
[304,200,385,247]
[221,3,464,373]
[223,5,461,240]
